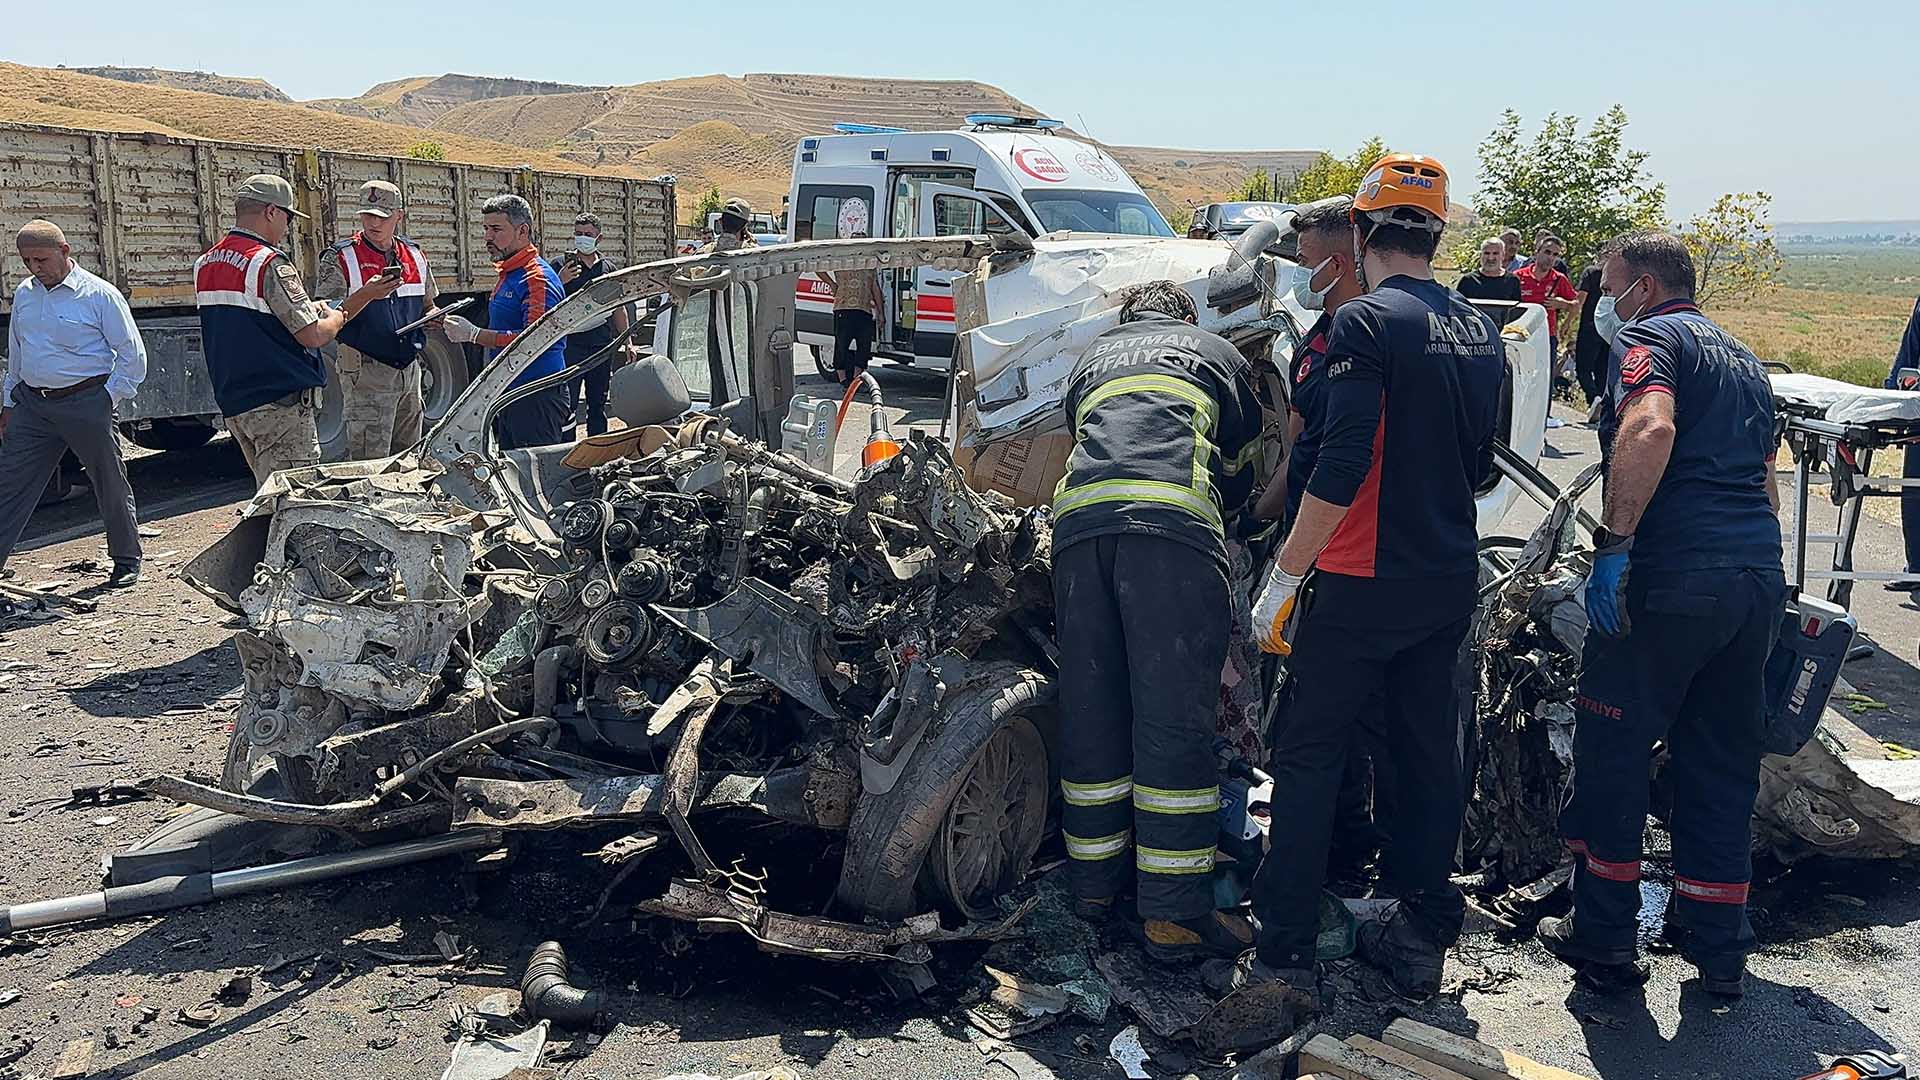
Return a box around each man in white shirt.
[1,220,147,588]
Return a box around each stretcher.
[1771,372,1920,607]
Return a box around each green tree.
[1236,168,1277,202]
[1162,203,1194,233]
[688,185,725,226]
[1472,106,1666,272]
[1681,192,1783,307]
[406,140,445,161]
[1280,137,1387,204]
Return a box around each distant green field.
[1713,248,1917,387]
[1772,245,1920,296]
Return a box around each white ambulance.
[786,116,1175,376]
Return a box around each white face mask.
[1592,295,1623,343]
[572,234,598,254]
[1291,256,1334,311]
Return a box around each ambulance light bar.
[832,122,907,134]
[965,114,1064,130]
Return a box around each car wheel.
[316,344,348,462]
[419,336,471,427]
[810,340,835,382]
[833,661,1055,922]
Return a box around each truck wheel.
[316,345,349,462]
[126,419,217,452]
[419,336,471,426]
[834,662,1055,922]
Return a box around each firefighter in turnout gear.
[1053,280,1264,963]
[1538,230,1785,998]
[1233,154,1506,1000]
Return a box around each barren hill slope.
[0,62,625,176]
[409,71,1047,210]
[66,65,291,101]
[307,72,608,128]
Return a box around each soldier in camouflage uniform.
[316,180,440,460]
[701,197,759,254]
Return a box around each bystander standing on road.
[558,213,630,437]
[0,220,146,588]
[823,231,882,385]
[1540,230,1785,1000]
[1514,234,1582,396]
[317,180,438,460]
[1501,228,1525,272]
[194,175,400,487]
[1890,295,1920,592]
[1573,259,1609,410]
[1457,237,1524,306]
[439,195,572,450]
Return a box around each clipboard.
[395,296,474,337]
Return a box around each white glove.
[1250,562,1305,655]
[441,314,481,344]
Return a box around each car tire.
[810,340,835,382]
[419,336,471,428]
[126,418,217,452]
[833,661,1055,922]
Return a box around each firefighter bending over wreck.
[1237,154,1506,999]
[1052,280,1264,962]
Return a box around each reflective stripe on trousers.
[1065,829,1130,861]
[1134,783,1219,815]
[1137,845,1215,875]
[1063,776,1133,807]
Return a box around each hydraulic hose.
[521,940,604,1027]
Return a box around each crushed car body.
[135,232,1912,966]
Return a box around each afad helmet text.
[1351,153,1449,234]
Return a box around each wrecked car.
[145,226,1566,957]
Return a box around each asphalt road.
[1,363,1916,1080]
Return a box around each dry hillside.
[406,72,1046,207]
[306,73,607,128]
[1112,145,1328,218]
[66,65,290,101]
[0,62,626,176]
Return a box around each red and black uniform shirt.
[1307,276,1506,579]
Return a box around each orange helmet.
[1352,153,1449,233]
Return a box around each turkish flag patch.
[1620,345,1653,386]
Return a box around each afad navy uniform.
[1570,299,1784,976]
[1252,276,1505,971]
[1053,315,1262,921]
[1280,312,1386,883]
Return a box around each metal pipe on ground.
[1,829,502,932]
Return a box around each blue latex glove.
[1585,550,1631,638]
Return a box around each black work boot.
[106,561,141,589]
[1537,916,1651,993]
[1692,957,1746,999]
[1139,910,1255,964]
[1356,910,1446,999]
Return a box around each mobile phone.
[1898,367,1919,391]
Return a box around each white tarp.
[1772,372,1920,426]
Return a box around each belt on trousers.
[19,373,109,400]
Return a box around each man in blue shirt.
[1889,297,1920,591]
[1540,230,1785,1000]
[440,194,572,450]
[0,220,146,588]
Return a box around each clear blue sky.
[5,0,1913,221]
